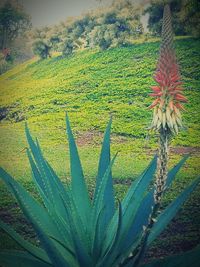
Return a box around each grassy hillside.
[1,37,199,137]
[0,37,200,257]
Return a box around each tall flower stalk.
[133,4,188,266]
[151,3,187,203]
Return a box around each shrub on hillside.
[99,37,112,51]
[29,1,145,54]
[49,35,60,51]
[89,23,128,50]
[62,38,74,56]
[32,40,51,59]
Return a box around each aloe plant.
[0,114,199,267]
[0,4,200,267]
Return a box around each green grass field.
[0,37,200,259]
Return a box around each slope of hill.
[0,37,200,255]
[0,37,200,177]
[0,37,200,139]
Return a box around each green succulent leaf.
[26,149,53,209]
[147,176,200,246]
[25,124,53,200]
[0,220,51,265]
[140,245,200,267]
[97,200,123,267]
[121,189,154,255]
[103,156,157,256]
[61,192,93,266]
[0,168,61,240]
[66,114,91,224]
[92,206,106,261]
[0,168,71,267]
[0,251,52,267]
[25,124,70,221]
[121,155,157,228]
[26,148,73,250]
[166,154,189,189]
[94,117,115,225]
[49,235,75,258]
[92,153,118,249]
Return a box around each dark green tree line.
[145,0,200,37]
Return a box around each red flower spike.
[149,4,188,133]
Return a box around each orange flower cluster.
[149,5,187,134]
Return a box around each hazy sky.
[21,0,113,27]
[21,0,148,28]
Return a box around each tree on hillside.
[0,1,31,52]
[145,0,200,36]
[49,35,60,51]
[144,0,184,35]
[179,0,200,37]
[62,38,74,57]
[99,37,112,50]
[88,10,136,50]
[32,40,51,59]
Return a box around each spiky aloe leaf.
[51,217,93,267]
[140,245,200,267]
[0,220,51,265]
[25,125,70,221]
[0,168,72,267]
[26,125,75,255]
[102,156,157,256]
[166,154,189,188]
[96,200,123,267]
[0,168,61,239]
[26,148,73,252]
[0,251,52,267]
[92,153,118,252]
[147,176,200,246]
[92,206,106,261]
[26,149,57,211]
[94,117,115,225]
[66,188,92,256]
[121,155,157,220]
[25,124,53,200]
[66,114,91,224]
[59,187,93,266]
[121,189,154,255]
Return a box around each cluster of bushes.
[31,0,143,59]
[31,0,200,60]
